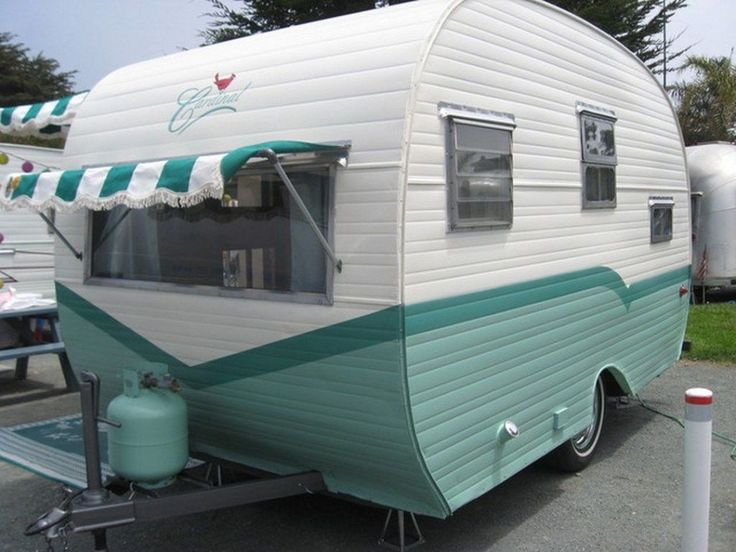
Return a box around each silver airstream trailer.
[688,143,736,296]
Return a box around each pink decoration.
[22,161,34,173]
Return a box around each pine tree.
[201,0,414,44]
[0,33,76,146]
[547,0,688,74]
[0,32,76,107]
[200,0,687,76]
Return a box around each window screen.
[650,197,674,243]
[90,166,331,297]
[448,119,513,230]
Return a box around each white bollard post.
[682,387,713,552]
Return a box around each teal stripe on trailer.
[405,265,690,512]
[56,283,449,518]
[53,265,688,518]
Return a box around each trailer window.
[580,112,617,209]
[650,197,674,243]
[447,119,513,230]
[89,165,331,300]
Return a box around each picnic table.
[0,305,78,392]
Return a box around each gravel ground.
[1,357,734,552]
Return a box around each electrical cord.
[635,395,736,461]
[0,149,61,171]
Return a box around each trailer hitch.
[25,371,327,551]
[25,505,70,537]
[25,487,82,552]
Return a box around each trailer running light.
[679,286,689,297]
[497,420,520,443]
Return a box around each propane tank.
[106,362,188,488]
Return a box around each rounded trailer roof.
[62,0,661,170]
[687,143,736,194]
[63,0,452,168]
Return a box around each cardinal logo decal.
[168,72,252,135]
[214,73,236,91]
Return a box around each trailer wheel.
[546,377,606,473]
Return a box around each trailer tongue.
[21,370,327,552]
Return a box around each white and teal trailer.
[1,0,690,521]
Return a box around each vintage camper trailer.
[687,143,736,293]
[1,0,690,537]
[0,143,61,298]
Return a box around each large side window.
[446,117,514,231]
[579,108,617,209]
[89,165,331,299]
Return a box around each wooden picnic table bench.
[0,305,78,392]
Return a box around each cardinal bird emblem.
[214,73,236,91]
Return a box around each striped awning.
[0,141,343,212]
[0,92,88,138]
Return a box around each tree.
[201,0,687,77]
[546,0,688,74]
[672,53,736,145]
[201,0,414,44]
[0,33,76,146]
[0,32,76,107]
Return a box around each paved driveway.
[1,358,734,551]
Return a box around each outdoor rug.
[0,414,113,489]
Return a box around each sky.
[2,0,735,93]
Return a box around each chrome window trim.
[650,196,674,244]
[84,161,337,305]
[444,114,515,232]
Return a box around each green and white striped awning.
[0,92,88,138]
[0,141,343,212]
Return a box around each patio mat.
[0,414,113,489]
[0,414,203,489]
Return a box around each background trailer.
[0,143,62,298]
[688,143,736,294]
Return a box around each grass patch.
[684,303,736,363]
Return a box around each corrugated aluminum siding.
[403,0,689,304]
[56,0,453,358]
[403,0,690,511]
[0,144,61,298]
[53,0,453,518]
[687,144,736,282]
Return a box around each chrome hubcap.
[573,381,602,452]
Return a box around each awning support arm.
[38,212,83,261]
[96,207,132,249]
[257,149,342,273]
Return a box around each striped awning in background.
[0,92,88,138]
[0,141,342,212]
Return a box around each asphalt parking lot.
[1,357,735,552]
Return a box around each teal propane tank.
[107,362,188,488]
